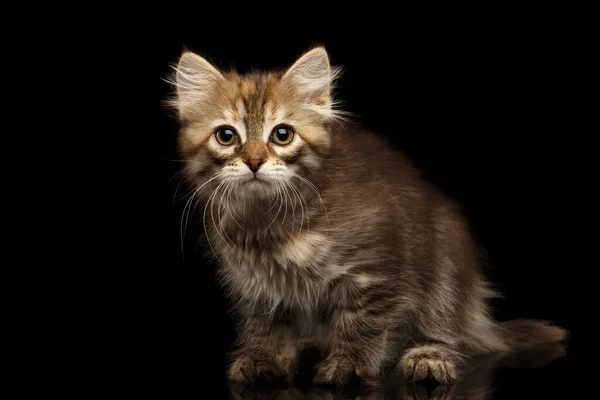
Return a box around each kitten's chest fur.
[216,226,347,311]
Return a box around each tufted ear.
[283,46,339,104]
[171,51,223,117]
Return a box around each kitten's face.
[170,47,341,201]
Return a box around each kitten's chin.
[240,176,280,198]
[245,178,266,188]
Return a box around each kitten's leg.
[398,277,499,383]
[227,311,298,383]
[313,299,390,386]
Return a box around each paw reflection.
[405,383,454,400]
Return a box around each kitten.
[167,46,567,386]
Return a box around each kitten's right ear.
[283,46,335,102]
[281,46,346,122]
[171,51,223,118]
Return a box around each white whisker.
[262,180,285,236]
[210,179,234,248]
[180,185,201,257]
[217,179,236,246]
[226,180,247,233]
[287,180,307,241]
[263,182,280,215]
[202,179,230,263]
[180,172,227,257]
[292,173,330,226]
[280,180,289,226]
[281,180,296,237]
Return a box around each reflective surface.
[227,342,571,399]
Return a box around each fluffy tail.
[499,318,568,351]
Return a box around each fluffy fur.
[167,46,567,386]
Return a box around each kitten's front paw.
[399,345,459,384]
[313,356,357,386]
[314,356,379,387]
[227,354,287,383]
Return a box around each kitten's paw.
[399,345,459,384]
[314,356,379,387]
[313,356,357,386]
[227,354,287,383]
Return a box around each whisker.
[180,185,202,258]
[180,172,225,258]
[226,180,247,233]
[282,180,296,236]
[216,180,232,246]
[262,180,285,236]
[169,168,188,182]
[172,174,193,205]
[202,179,231,264]
[287,181,306,240]
[263,183,280,215]
[210,179,234,248]
[292,173,330,226]
[280,180,288,226]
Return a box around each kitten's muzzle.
[245,158,265,173]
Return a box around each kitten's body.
[169,47,566,385]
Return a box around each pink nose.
[245,158,264,173]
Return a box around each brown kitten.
[167,46,567,386]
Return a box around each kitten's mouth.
[240,173,277,187]
[245,175,266,185]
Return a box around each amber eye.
[215,127,237,146]
[271,126,294,145]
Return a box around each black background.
[62,11,585,398]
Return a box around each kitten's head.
[168,46,343,201]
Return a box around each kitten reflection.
[228,342,566,400]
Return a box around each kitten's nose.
[245,158,265,173]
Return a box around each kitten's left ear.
[282,46,339,105]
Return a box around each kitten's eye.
[271,126,294,146]
[215,127,237,146]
